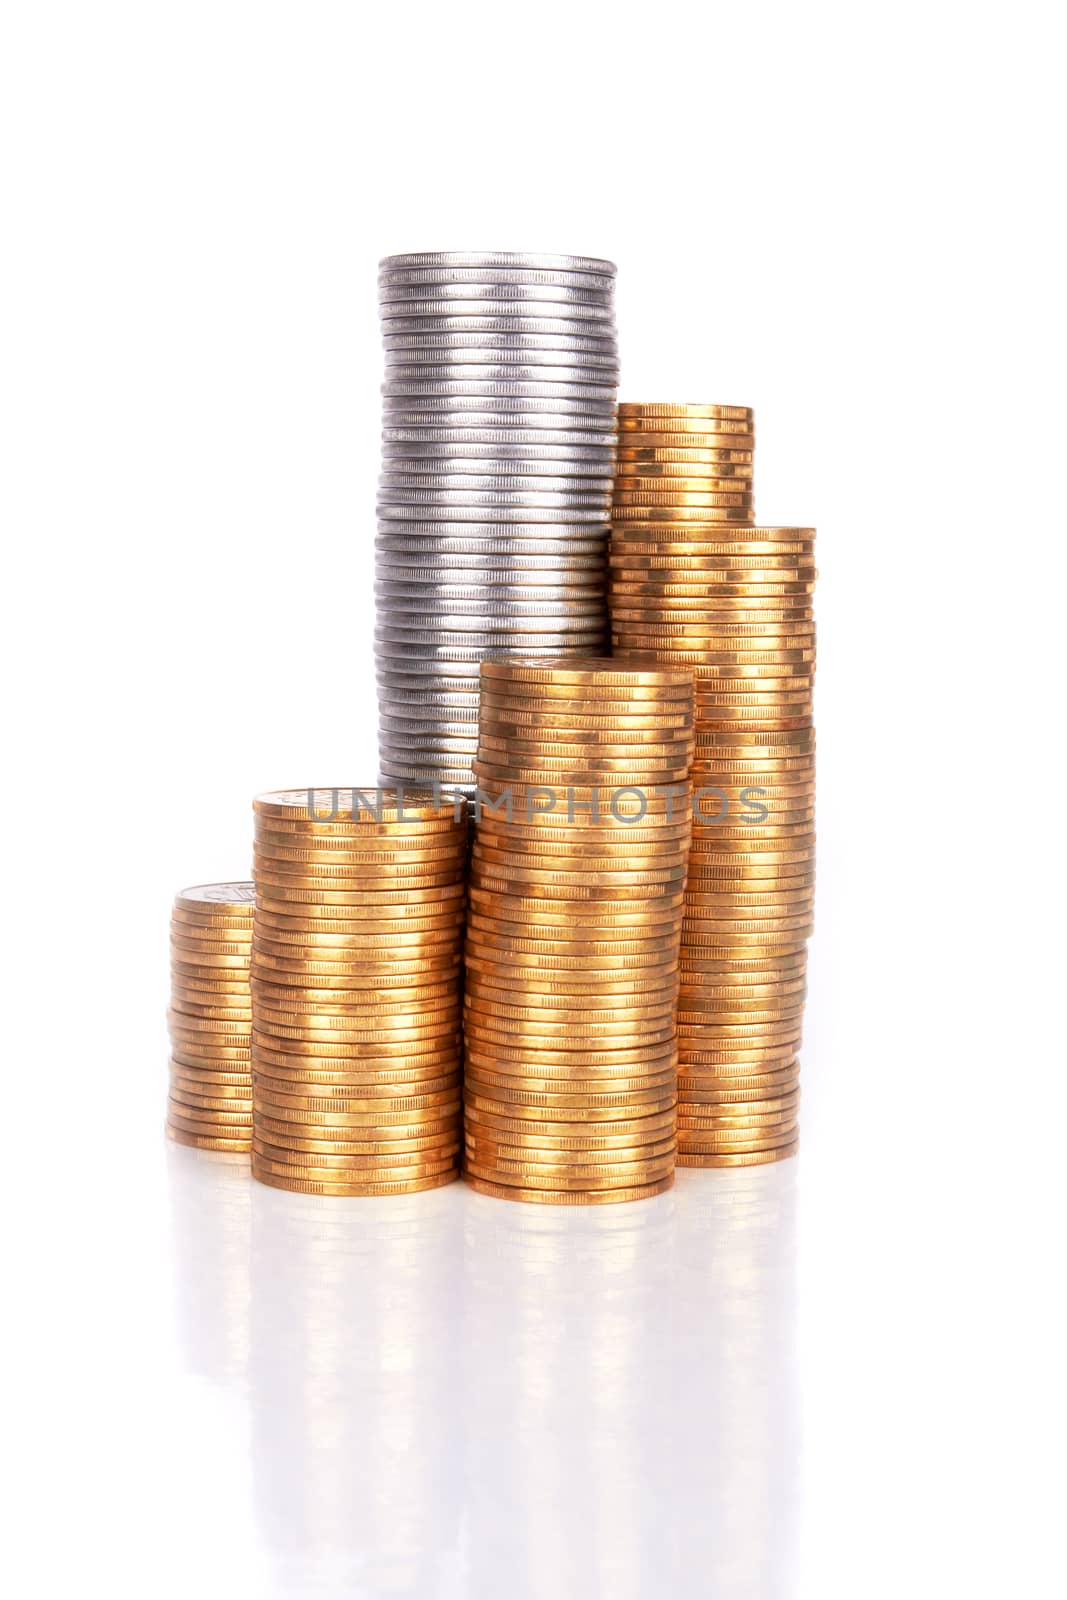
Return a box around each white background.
[3,3,1065,1596]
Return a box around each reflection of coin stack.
[669,1165,800,1596]
[464,659,695,1204]
[462,1195,676,1596]
[249,1185,462,1594]
[166,882,254,1152]
[166,1142,252,1384]
[375,251,619,791]
[609,405,815,1166]
[249,789,467,1195]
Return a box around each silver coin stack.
[376,251,619,790]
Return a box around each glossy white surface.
[165,1153,799,1599]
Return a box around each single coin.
[165,1125,250,1153]
[462,1172,673,1205]
[676,1141,798,1168]
[462,1160,673,1193]
[251,1163,458,1196]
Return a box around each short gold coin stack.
[166,883,254,1151]
[249,788,468,1195]
[463,658,695,1204]
[609,404,815,1166]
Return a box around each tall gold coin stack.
[249,788,468,1196]
[609,405,815,1167]
[613,402,756,526]
[464,658,695,1204]
[167,882,254,1152]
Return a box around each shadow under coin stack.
[375,251,619,791]
[609,404,815,1166]
[463,659,695,1204]
[166,882,254,1152]
[249,789,468,1195]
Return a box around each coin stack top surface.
[167,882,254,1153]
[249,787,468,1195]
[610,406,815,1166]
[376,251,619,791]
[463,657,695,1205]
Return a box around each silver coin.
[383,330,618,356]
[378,728,479,753]
[376,663,486,684]
[383,442,614,465]
[378,687,482,709]
[376,608,604,633]
[377,576,605,599]
[383,360,619,382]
[377,505,610,524]
[375,556,606,577]
[377,693,482,715]
[377,602,606,625]
[381,378,617,400]
[379,251,615,275]
[376,724,481,743]
[377,283,614,307]
[375,631,606,653]
[375,547,607,569]
[381,314,618,336]
[379,470,612,494]
[376,523,608,543]
[380,306,616,330]
[378,492,608,513]
[382,429,616,451]
[381,394,617,417]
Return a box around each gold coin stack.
[167,882,254,1152]
[464,658,695,1204]
[613,402,756,526]
[609,406,815,1167]
[249,788,468,1196]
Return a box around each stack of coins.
[613,403,755,527]
[166,882,254,1152]
[464,659,695,1204]
[376,251,619,791]
[609,411,815,1166]
[249,788,468,1195]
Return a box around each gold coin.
[462,1172,674,1205]
[166,1124,250,1153]
[251,1081,460,1113]
[613,446,754,465]
[251,1163,458,1196]
[480,657,692,690]
[478,695,693,720]
[168,1012,253,1038]
[679,1127,798,1154]
[677,1141,798,1168]
[465,959,677,992]
[251,806,465,834]
[250,1047,459,1081]
[251,978,460,1008]
[250,1028,459,1060]
[174,882,255,912]
[170,1002,252,1024]
[253,1112,459,1147]
[252,1127,461,1156]
[257,876,465,901]
[465,1130,677,1166]
[252,1149,458,1181]
[254,786,462,819]
[465,1101,675,1138]
[465,1149,675,1183]
[619,402,753,420]
[252,1095,461,1126]
[463,1094,676,1127]
[463,1158,674,1192]
[167,1103,253,1131]
[464,1042,675,1077]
